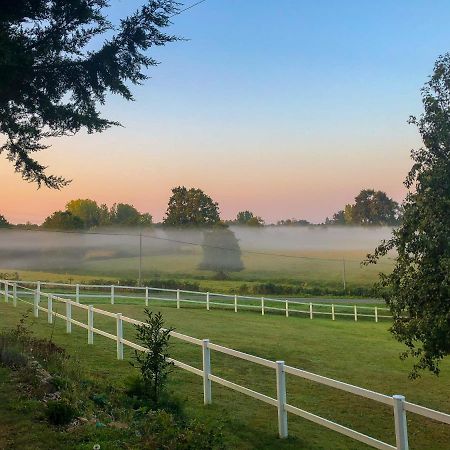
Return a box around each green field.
[1,297,449,450]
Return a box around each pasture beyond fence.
[1,279,392,323]
[1,280,449,449]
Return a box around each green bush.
[45,400,77,426]
[140,410,226,449]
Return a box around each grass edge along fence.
[1,281,450,450]
[3,279,392,323]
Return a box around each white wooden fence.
[1,280,449,449]
[1,279,392,323]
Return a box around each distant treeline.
[0,187,401,231]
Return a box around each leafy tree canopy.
[328,189,400,225]
[236,210,254,224]
[198,223,244,275]
[42,211,84,230]
[236,210,264,226]
[277,218,310,226]
[66,199,101,228]
[0,214,10,228]
[109,203,152,226]
[163,186,221,227]
[0,0,179,188]
[366,54,450,378]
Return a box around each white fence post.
[48,295,53,324]
[76,284,80,303]
[261,297,265,316]
[33,290,39,318]
[176,289,180,309]
[66,301,72,333]
[88,305,94,344]
[111,285,115,305]
[276,360,288,439]
[202,339,212,405]
[116,313,124,360]
[285,300,289,317]
[37,281,41,305]
[234,294,238,313]
[309,302,313,319]
[145,287,149,307]
[12,282,17,307]
[375,306,378,323]
[332,304,335,320]
[393,395,409,450]
[206,292,210,311]
[4,282,8,303]
[354,305,358,322]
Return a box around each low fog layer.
[0,226,395,273]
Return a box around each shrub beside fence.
[1,280,449,449]
[2,279,392,323]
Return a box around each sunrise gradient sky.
[2,0,450,224]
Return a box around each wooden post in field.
[48,295,53,324]
[332,304,335,320]
[12,282,17,307]
[202,339,212,404]
[33,290,39,318]
[234,294,238,312]
[393,395,409,450]
[4,282,8,303]
[375,306,378,323]
[88,305,94,344]
[66,301,72,333]
[75,284,80,303]
[309,302,313,319]
[145,287,149,307]
[276,361,288,438]
[111,285,115,305]
[116,313,124,360]
[354,305,358,322]
[261,297,265,316]
[176,289,180,309]
[206,292,210,311]
[285,300,289,317]
[342,257,347,292]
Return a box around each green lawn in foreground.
[1,300,449,450]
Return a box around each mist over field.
[0,226,395,274]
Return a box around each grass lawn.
[1,299,449,450]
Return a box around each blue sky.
[3,0,450,223]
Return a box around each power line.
[0,227,380,264]
[170,0,208,17]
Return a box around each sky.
[2,0,450,224]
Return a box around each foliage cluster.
[43,199,153,230]
[327,189,401,226]
[367,54,450,378]
[164,186,221,227]
[0,0,179,187]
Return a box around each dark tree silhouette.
[164,187,221,227]
[0,1,179,188]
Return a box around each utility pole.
[138,230,142,286]
[342,257,346,292]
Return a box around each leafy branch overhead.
[0,0,180,188]
[366,54,450,378]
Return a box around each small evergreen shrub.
[45,400,77,425]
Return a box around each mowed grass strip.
[1,300,449,450]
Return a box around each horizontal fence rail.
[2,279,393,323]
[1,280,449,450]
